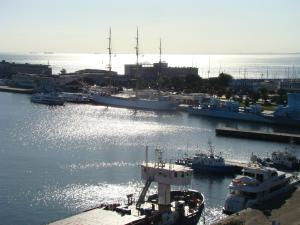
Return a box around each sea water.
[1,53,300,225]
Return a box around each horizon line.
[1,51,300,55]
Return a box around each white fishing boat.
[223,165,300,214]
[30,93,65,106]
[176,142,237,174]
[60,92,91,103]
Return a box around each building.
[0,60,52,78]
[125,62,198,80]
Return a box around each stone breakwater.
[213,187,300,225]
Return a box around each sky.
[0,0,300,54]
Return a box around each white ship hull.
[92,94,178,111]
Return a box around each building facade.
[0,60,52,78]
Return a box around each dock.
[0,86,34,94]
[214,187,300,225]
[216,127,300,144]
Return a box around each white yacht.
[223,165,300,214]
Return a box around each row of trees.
[136,72,288,106]
[136,72,234,93]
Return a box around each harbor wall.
[216,127,300,144]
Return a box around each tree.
[259,88,269,105]
[185,74,202,93]
[277,89,287,105]
[60,68,67,75]
[225,89,233,99]
[218,73,233,87]
[170,76,184,91]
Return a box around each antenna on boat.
[106,27,112,73]
[208,140,214,157]
[145,146,148,167]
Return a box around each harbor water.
[1,92,300,225]
[1,53,300,225]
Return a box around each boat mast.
[207,57,211,79]
[159,38,162,64]
[107,27,112,73]
[135,27,139,66]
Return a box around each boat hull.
[191,163,237,174]
[92,94,178,111]
[31,99,64,106]
[188,107,271,123]
[223,177,300,214]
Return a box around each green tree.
[185,74,202,93]
[218,73,233,87]
[225,89,233,99]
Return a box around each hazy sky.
[1,0,300,54]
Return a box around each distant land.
[0,51,299,55]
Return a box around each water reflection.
[1,93,300,225]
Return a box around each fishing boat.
[49,147,205,225]
[250,144,300,171]
[176,142,237,174]
[30,93,65,106]
[223,165,300,214]
[60,92,91,103]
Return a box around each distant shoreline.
[0,52,300,55]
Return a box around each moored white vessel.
[30,92,65,106]
[92,93,178,111]
[176,142,238,174]
[223,165,300,214]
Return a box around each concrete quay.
[0,86,34,94]
[216,127,300,144]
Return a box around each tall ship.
[49,148,205,225]
[92,92,178,111]
[223,165,300,214]
[92,28,178,111]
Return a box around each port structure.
[137,147,193,212]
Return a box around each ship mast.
[107,27,112,73]
[159,38,162,64]
[135,27,139,65]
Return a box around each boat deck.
[49,207,145,225]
